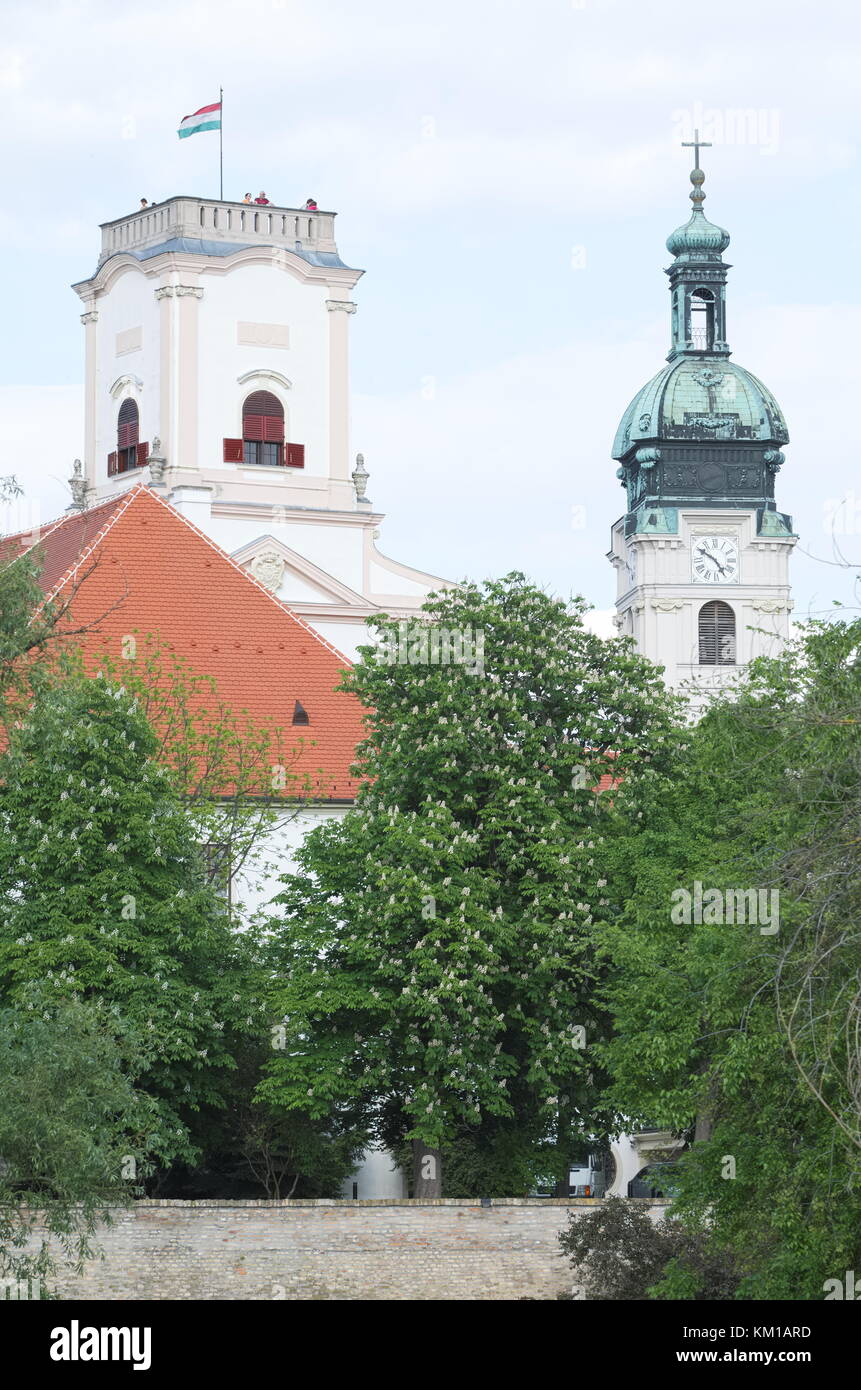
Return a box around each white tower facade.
[608,149,796,702]
[73,196,444,656]
[609,503,796,699]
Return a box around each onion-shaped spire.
[666,131,730,259]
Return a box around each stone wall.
[46,1198,669,1301]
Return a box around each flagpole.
[219,86,223,200]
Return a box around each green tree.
[0,993,159,1296]
[0,675,264,1154]
[260,574,678,1194]
[558,1198,739,1301]
[0,477,69,722]
[0,476,127,732]
[157,1036,368,1199]
[601,619,861,1298]
[90,634,318,913]
[2,498,332,1196]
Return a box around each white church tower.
[72,195,444,656]
[608,138,796,701]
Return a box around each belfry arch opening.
[689,288,715,351]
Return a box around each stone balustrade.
[98,196,338,264]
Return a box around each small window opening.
[698,600,736,665]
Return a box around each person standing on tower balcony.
[304,197,318,210]
[254,190,270,205]
[242,192,253,203]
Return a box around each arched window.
[109,398,147,475]
[698,600,735,665]
[242,390,284,467]
[689,287,715,351]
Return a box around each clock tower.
[608,138,796,701]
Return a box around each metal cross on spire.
[681,129,712,170]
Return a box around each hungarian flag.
[177,101,221,139]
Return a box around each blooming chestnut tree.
[260,574,678,1194]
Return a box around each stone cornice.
[210,499,385,528]
[75,246,362,297]
[622,585,793,602]
[290,600,427,621]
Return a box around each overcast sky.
[1,0,859,631]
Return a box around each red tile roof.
[4,487,364,800]
[0,493,130,592]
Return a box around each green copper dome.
[666,207,730,258]
[665,163,729,257]
[609,139,792,534]
[612,357,788,459]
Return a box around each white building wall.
[339,1149,409,1200]
[306,622,369,661]
[202,515,367,595]
[197,265,331,479]
[611,507,795,692]
[368,558,432,598]
[91,267,161,482]
[232,803,349,922]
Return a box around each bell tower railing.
[98,196,339,265]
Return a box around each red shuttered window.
[112,399,142,475]
[241,390,289,466]
[117,399,139,449]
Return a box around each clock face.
[691,535,739,584]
